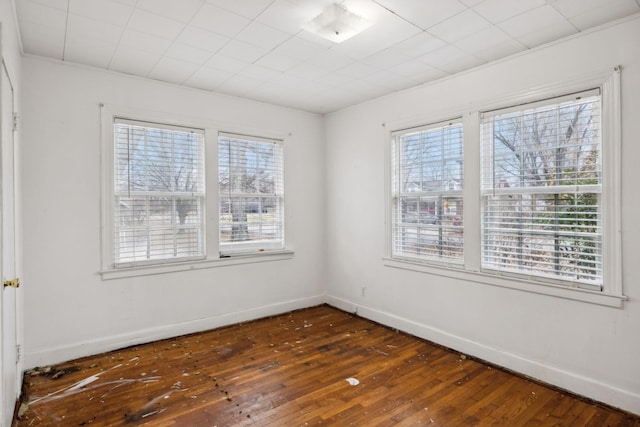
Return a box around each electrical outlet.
[361,286,367,297]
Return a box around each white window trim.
[99,104,293,280]
[383,68,625,308]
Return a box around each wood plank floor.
[15,305,640,426]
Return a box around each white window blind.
[218,132,284,255]
[480,90,602,288]
[391,120,464,264]
[113,119,205,266]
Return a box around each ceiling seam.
[106,0,140,71]
[61,0,70,61]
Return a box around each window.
[386,70,623,306]
[113,119,205,266]
[218,132,284,255]
[391,120,464,264]
[481,90,602,289]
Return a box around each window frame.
[99,105,293,280]
[112,118,207,268]
[217,132,285,256]
[384,69,624,308]
[390,118,465,266]
[479,89,603,291]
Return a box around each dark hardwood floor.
[14,305,640,426]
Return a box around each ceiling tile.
[306,50,355,72]
[148,57,201,84]
[216,74,263,97]
[17,0,67,30]
[407,66,450,83]
[118,29,173,55]
[255,52,302,72]
[26,0,69,11]
[68,0,133,27]
[127,8,186,40]
[235,21,292,51]
[388,59,448,81]
[176,26,230,53]
[498,5,577,47]
[64,36,117,68]
[374,0,467,30]
[557,0,640,30]
[271,36,329,61]
[285,62,328,80]
[336,78,385,99]
[18,20,65,59]
[391,32,447,58]
[256,0,315,35]
[185,66,233,91]
[190,4,251,38]
[473,0,547,24]
[109,46,161,76]
[361,47,413,69]
[217,40,269,63]
[548,0,633,18]
[428,9,492,43]
[165,43,213,65]
[66,14,125,44]
[205,54,250,73]
[363,69,419,91]
[454,27,525,62]
[206,0,274,19]
[419,45,484,74]
[315,71,354,88]
[336,61,380,79]
[135,0,203,23]
[238,64,283,82]
[269,71,315,89]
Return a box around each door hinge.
[16,345,21,363]
[12,112,18,132]
[3,278,20,288]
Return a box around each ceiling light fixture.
[303,3,373,43]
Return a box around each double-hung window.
[480,90,603,289]
[218,132,284,255]
[113,119,205,266]
[391,120,464,264]
[387,70,622,305]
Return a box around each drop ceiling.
[16,0,640,114]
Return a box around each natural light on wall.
[303,3,373,43]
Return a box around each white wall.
[325,16,640,414]
[21,57,326,367]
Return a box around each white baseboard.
[24,295,325,370]
[325,294,640,416]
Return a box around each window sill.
[383,257,627,308]
[100,250,294,280]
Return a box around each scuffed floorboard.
[15,305,640,426]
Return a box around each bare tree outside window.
[482,95,602,285]
[114,121,205,264]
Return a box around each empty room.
[0,0,638,425]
